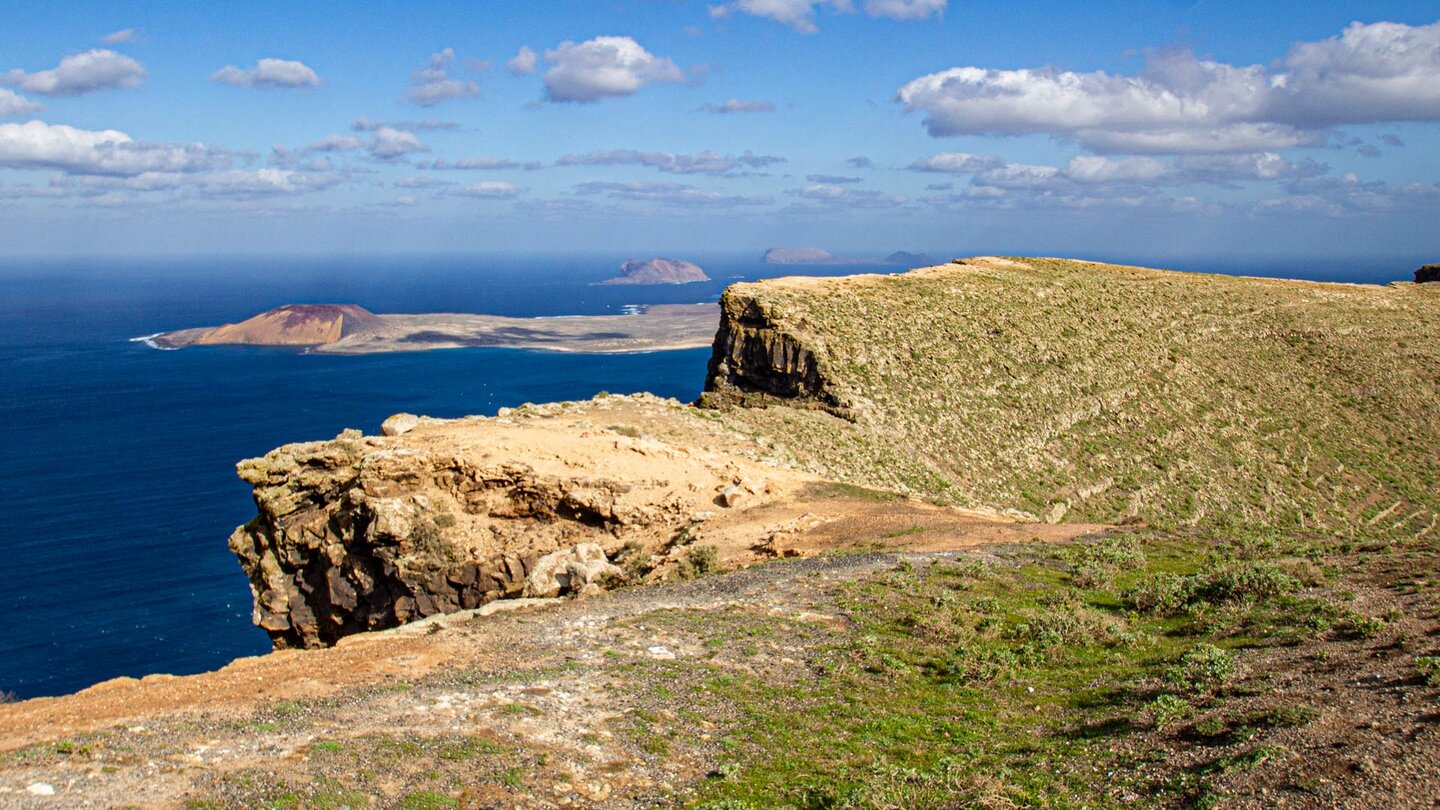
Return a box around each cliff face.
[702,287,850,417]
[227,395,818,648]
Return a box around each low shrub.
[1164,644,1236,694]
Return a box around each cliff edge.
[702,256,1440,532]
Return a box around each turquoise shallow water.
[0,253,1415,699]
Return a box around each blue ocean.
[0,253,1419,699]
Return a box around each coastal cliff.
[701,257,1440,531]
[227,395,833,648]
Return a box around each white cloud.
[212,58,321,89]
[0,120,228,176]
[557,148,783,175]
[897,21,1440,154]
[709,0,942,31]
[394,176,455,189]
[350,117,458,132]
[2,49,146,96]
[543,37,684,103]
[708,0,851,34]
[908,152,1002,173]
[574,180,770,207]
[449,181,523,199]
[406,49,482,106]
[423,156,543,171]
[787,183,907,207]
[863,0,945,20]
[847,155,874,169]
[100,28,138,45]
[704,98,776,113]
[806,174,861,183]
[369,127,428,161]
[301,127,428,162]
[0,88,42,117]
[507,46,538,76]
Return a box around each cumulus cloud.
[0,120,229,176]
[2,49,146,96]
[448,181,523,199]
[1256,172,1440,217]
[908,152,1002,173]
[351,117,458,132]
[557,148,783,175]
[0,88,42,117]
[704,98,776,113]
[421,156,543,171]
[897,20,1440,154]
[543,37,684,103]
[574,180,770,207]
[507,46,538,76]
[406,49,482,106]
[212,58,321,89]
[301,127,429,162]
[100,28,138,45]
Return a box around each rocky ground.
[2,529,1437,809]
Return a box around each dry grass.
[715,257,1440,533]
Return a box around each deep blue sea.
[0,253,1420,699]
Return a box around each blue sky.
[1,0,1437,262]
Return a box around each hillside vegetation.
[709,257,1440,535]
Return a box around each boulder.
[524,543,623,598]
[381,413,422,436]
[1416,264,1440,284]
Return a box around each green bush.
[1164,644,1236,693]
[1147,694,1191,729]
[677,545,721,579]
[1415,656,1440,686]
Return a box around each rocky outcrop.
[762,247,834,264]
[1417,264,1440,284]
[702,287,850,418]
[604,258,709,285]
[227,397,813,648]
[229,430,638,647]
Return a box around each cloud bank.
[897,20,1440,154]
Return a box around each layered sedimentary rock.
[228,396,809,648]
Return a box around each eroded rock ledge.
[229,395,816,648]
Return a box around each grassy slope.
[721,258,1440,533]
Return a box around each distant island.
[762,247,836,264]
[603,258,709,285]
[144,302,721,354]
[886,251,936,267]
[762,247,938,266]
